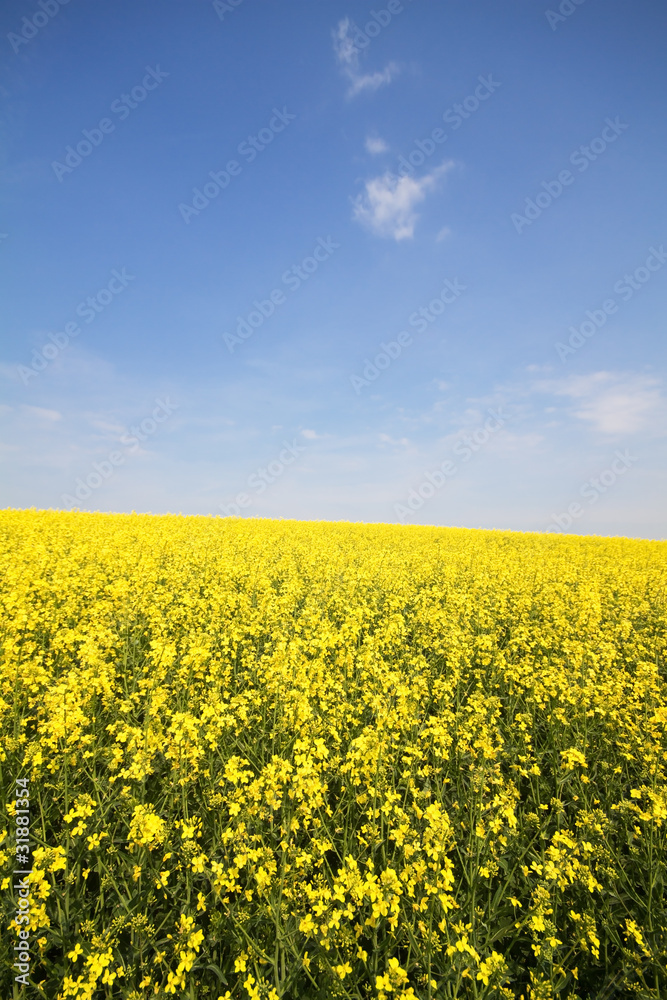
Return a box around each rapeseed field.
[1,509,666,999]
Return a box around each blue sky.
[1,0,665,537]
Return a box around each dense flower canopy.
[1,510,666,998]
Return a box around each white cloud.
[332,17,358,69]
[333,19,399,98]
[365,135,388,155]
[22,405,62,422]
[379,433,410,447]
[352,162,453,241]
[435,226,451,242]
[86,416,125,435]
[348,65,399,97]
[302,428,319,440]
[534,371,665,435]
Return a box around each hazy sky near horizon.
[1,0,665,537]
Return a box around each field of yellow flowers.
[1,509,667,1000]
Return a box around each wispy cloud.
[365,135,388,155]
[352,162,453,240]
[333,18,399,98]
[22,405,62,422]
[348,65,398,97]
[379,433,410,447]
[533,371,665,435]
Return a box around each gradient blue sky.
[1,0,665,536]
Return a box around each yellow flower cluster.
[0,509,666,998]
[128,805,167,851]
